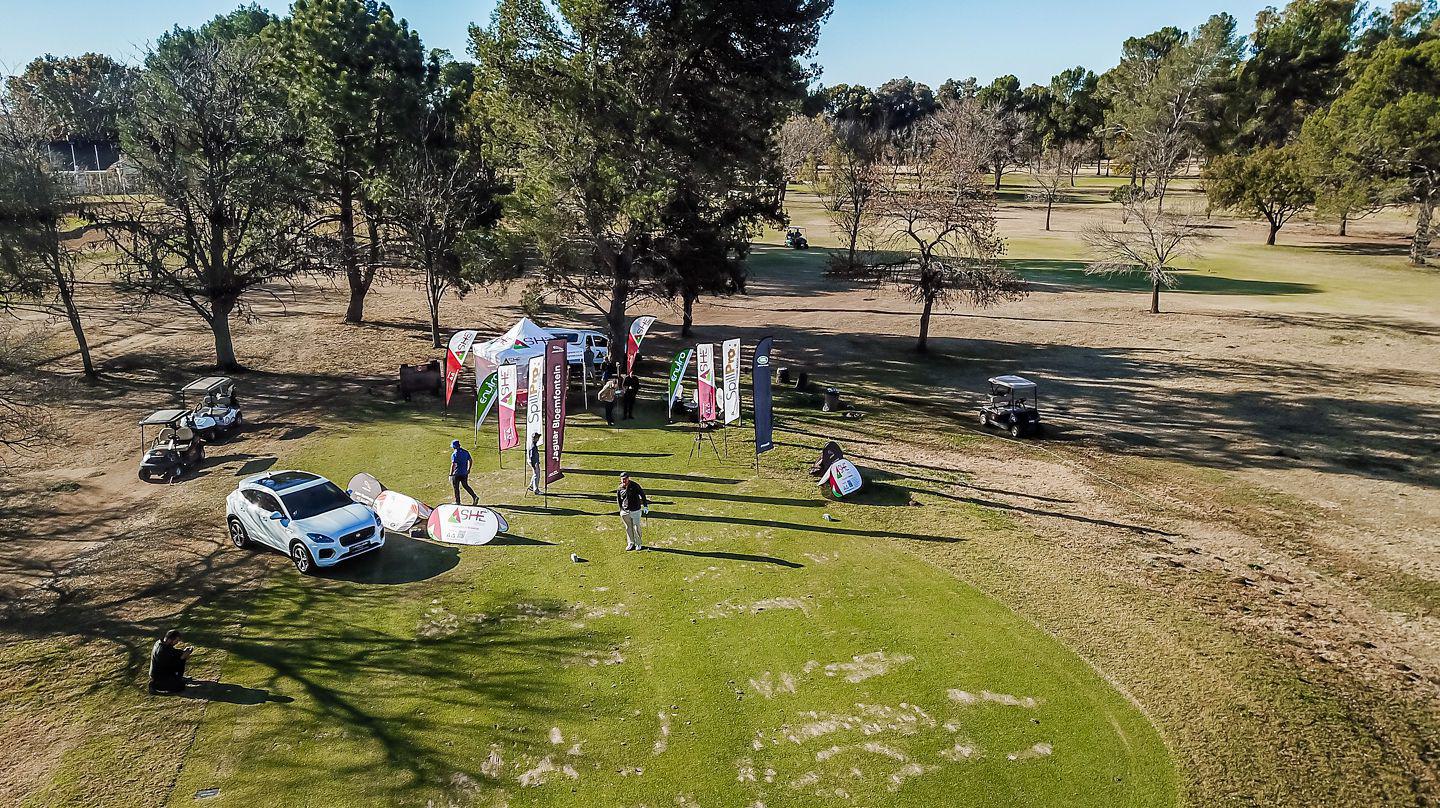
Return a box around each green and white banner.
[667,348,693,418]
[474,371,499,428]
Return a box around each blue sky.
[2,0,1276,86]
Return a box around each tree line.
[784,1,1440,256]
[1,0,830,374]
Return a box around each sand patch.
[700,597,811,619]
[887,763,937,791]
[417,606,461,639]
[684,565,721,583]
[548,727,564,745]
[575,644,627,667]
[583,602,630,619]
[803,551,840,564]
[1007,742,1053,761]
[947,689,1039,709]
[758,703,938,748]
[862,742,908,761]
[748,671,798,699]
[824,651,914,683]
[653,712,672,754]
[517,756,579,787]
[939,742,978,761]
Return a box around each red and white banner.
[444,330,478,407]
[498,364,519,451]
[697,343,716,422]
[722,338,741,424]
[626,315,656,373]
[426,504,502,546]
[820,459,864,498]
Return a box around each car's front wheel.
[228,517,250,549]
[290,542,317,575]
[1009,422,1023,438]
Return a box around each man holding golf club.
[616,472,649,551]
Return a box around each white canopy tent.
[472,317,554,384]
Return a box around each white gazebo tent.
[472,317,555,385]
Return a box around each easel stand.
[689,421,721,460]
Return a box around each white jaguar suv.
[225,470,384,574]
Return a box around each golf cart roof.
[989,375,1037,392]
[139,409,191,426]
[181,376,233,394]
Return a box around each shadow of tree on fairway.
[649,511,961,544]
[646,546,803,568]
[564,468,745,485]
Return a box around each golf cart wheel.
[168,465,184,484]
[290,542,316,575]
[1009,423,1022,438]
[228,517,250,549]
[980,412,990,428]
[138,468,150,482]
[196,444,205,462]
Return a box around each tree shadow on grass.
[1001,258,1321,296]
[646,546,803,568]
[646,487,823,509]
[649,512,960,544]
[563,468,745,485]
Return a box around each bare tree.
[856,127,1026,352]
[1027,142,1085,231]
[777,114,831,201]
[383,142,503,347]
[819,121,886,270]
[101,35,310,371]
[0,335,60,458]
[0,83,98,378]
[1081,200,1210,314]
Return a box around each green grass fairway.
[169,402,1174,807]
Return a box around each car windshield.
[281,482,353,520]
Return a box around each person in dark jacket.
[527,433,543,493]
[616,472,649,550]
[621,373,640,420]
[599,357,618,383]
[149,629,193,694]
[450,440,478,505]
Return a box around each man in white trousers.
[616,472,649,551]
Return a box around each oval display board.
[374,490,431,532]
[821,459,864,498]
[426,504,502,546]
[348,472,385,506]
[494,510,510,534]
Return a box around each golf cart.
[979,375,1042,438]
[138,409,205,483]
[785,227,809,249]
[180,376,242,442]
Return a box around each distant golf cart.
[785,227,809,249]
[138,409,205,483]
[979,375,1042,438]
[180,376,242,442]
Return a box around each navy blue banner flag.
[752,336,774,455]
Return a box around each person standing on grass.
[616,472,649,551]
[598,375,619,425]
[622,373,640,420]
[527,433,543,493]
[149,629,193,694]
[599,356,618,383]
[450,440,479,505]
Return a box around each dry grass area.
[1,177,1437,806]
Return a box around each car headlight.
[307,533,335,543]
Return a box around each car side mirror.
[269,511,284,522]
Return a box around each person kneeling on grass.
[616,472,649,551]
[149,629,194,694]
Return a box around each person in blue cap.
[449,440,478,505]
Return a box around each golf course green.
[167,401,1175,807]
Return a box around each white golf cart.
[979,375,1042,438]
[138,409,205,482]
[180,376,242,442]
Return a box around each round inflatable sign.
[347,472,384,506]
[426,504,502,546]
[494,510,510,534]
[821,459,864,498]
[373,490,431,532]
